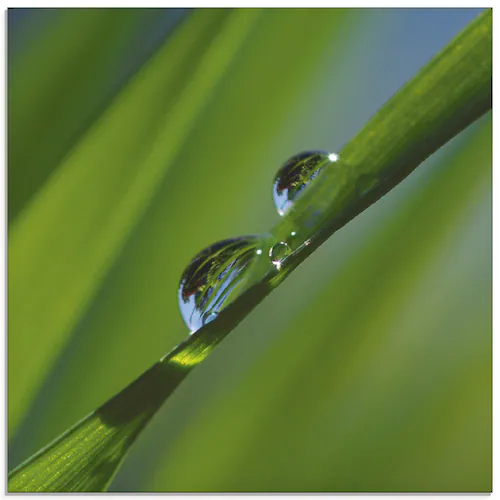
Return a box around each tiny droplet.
[269,241,292,269]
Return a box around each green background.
[8,8,491,492]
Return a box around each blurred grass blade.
[8,8,180,222]
[8,9,491,492]
[8,8,258,436]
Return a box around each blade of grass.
[8,8,491,492]
[8,362,190,492]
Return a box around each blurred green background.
[8,8,491,492]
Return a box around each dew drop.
[269,241,292,269]
[178,236,263,333]
[273,150,339,216]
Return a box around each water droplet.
[269,241,292,269]
[273,150,339,216]
[178,236,263,332]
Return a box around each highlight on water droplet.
[269,241,292,270]
[178,236,264,333]
[273,150,339,216]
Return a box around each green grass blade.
[8,362,190,492]
[8,9,491,492]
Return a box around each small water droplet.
[273,150,339,216]
[269,241,292,269]
[178,236,263,333]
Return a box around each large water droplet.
[178,236,263,333]
[273,150,339,216]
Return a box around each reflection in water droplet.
[269,241,292,269]
[178,236,263,333]
[202,311,218,326]
[273,150,339,216]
